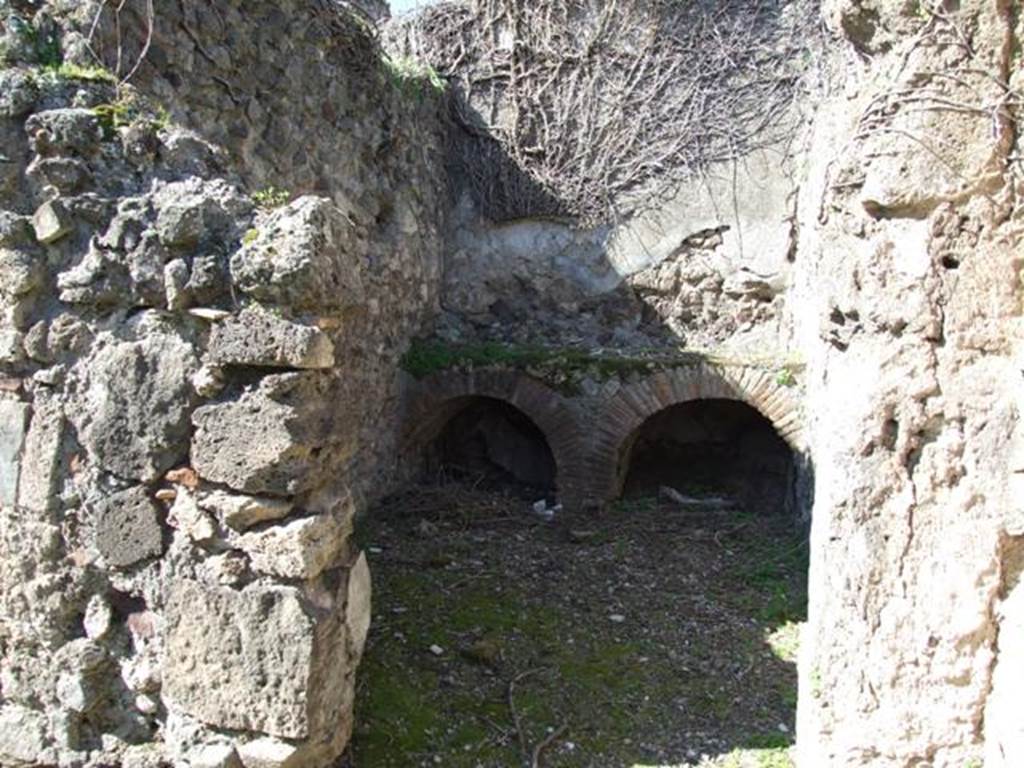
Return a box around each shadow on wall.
[435,95,707,349]
[445,101,570,223]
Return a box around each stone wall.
[0,2,445,766]
[791,0,1024,765]
[65,0,450,503]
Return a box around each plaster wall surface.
[789,1,1024,765]
[439,146,800,354]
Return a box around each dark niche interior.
[620,398,795,514]
[422,396,557,498]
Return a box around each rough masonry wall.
[0,2,445,767]
[792,0,1024,765]
[72,0,448,501]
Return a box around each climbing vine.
[387,0,825,226]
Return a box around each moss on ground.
[350,486,807,767]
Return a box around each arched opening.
[420,396,557,499]
[619,398,796,515]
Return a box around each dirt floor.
[345,481,807,768]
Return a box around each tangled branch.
[83,0,154,85]
[387,0,824,225]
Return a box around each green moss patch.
[401,338,804,396]
[401,338,797,395]
[350,484,807,767]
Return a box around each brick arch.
[400,368,583,500]
[579,363,805,506]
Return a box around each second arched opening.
[618,397,797,515]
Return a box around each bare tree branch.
[386,0,825,225]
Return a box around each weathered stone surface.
[0,399,29,506]
[345,552,372,663]
[0,705,48,764]
[83,594,113,640]
[19,312,90,365]
[0,68,37,118]
[25,108,104,156]
[55,180,247,310]
[71,328,198,482]
[31,199,72,244]
[0,328,24,364]
[163,580,350,740]
[122,651,161,694]
[230,197,365,312]
[53,635,108,674]
[155,127,227,178]
[234,510,351,580]
[200,490,293,532]
[55,194,163,307]
[165,466,200,489]
[0,4,446,768]
[168,488,217,543]
[164,258,191,310]
[208,307,335,370]
[152,178,253,250]
[15,390,64,515]
[791,2,1022,765]
[191,373,349,496]
[191,365,226,398]
[199,550,251,587]
[56,670,103,713]
[186,253,230,305]
[121,743,168,768]
[984,539,1024,767]
[854,68,1009,218]
[0,246,44,296]
[93,486,164,568]
[236,738,305,768]
[188,743,243,768]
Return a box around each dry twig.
[530,723,568,768]
[507,668,541,761]
[386,0,824,225]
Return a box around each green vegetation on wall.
[401,338,802,395]
[383,55,447,100]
